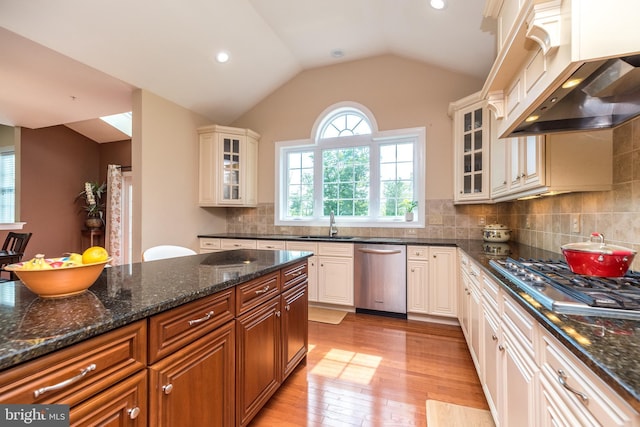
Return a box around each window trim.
[275,126,426,229]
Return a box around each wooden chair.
[142,245,197,261]
[1,232,32,281]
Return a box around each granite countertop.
[202,233,640,411]
[0,249,311,371]
[198,232,460,246]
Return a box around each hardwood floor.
[249,312,488,427]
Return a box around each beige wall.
[232,54,484,202]
[132,90,227,261]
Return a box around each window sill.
[275,218,424,229]
[0,222,26,231]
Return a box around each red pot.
[561,232,636,277]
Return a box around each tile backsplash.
[227,116,640,270]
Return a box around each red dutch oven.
[561,232,636,277]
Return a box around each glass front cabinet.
[449,92,491,203]
[198,125,260,207]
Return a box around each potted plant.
[401,200,418,222]
[77,182,106,229]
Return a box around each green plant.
[76,182,106,219]
[400,200,418,214]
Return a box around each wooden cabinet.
[0,321,147,427]
[236,296,282,427]
[148,322,235,427]
[198,125,260,207]
[407,246,457,318]
[449,92,491,203]
[70,370,147,427]
[281,282,308,380]
[286,241,318,302]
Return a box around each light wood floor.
[249,312,488,427]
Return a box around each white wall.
[132,90,226,261]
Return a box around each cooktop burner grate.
[490,258,640,319]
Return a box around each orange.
[82,246,109,264]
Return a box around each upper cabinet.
[450,93,491,204]
[198,125,260,207]
[482,0,640,138]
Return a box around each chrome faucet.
[329,211,338,237]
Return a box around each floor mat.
[426,400,495,427]
[308,306,348,324]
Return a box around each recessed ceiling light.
[330,49,345,59]
[430,0,447,10]
[216,51,230,63]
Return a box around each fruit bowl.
[5,257,112,298]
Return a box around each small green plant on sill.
[400,200,418,214]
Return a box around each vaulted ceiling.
[0,0,496,142]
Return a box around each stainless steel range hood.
[509,54,640,136]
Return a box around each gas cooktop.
[490,258,640,320]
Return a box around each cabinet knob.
[491,334,497,341]
[163,384,173,395]
[285,305,290,311]
[276,311,281,317]
[411,268,415,273]
[498,344,505,352]
[433,254,437,258]
[128,407,141,420]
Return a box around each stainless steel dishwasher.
[354,243,407,318]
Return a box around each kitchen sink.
[295,235,356,240]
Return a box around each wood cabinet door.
[148,321,235,427]
[70,370,147,427]
[236,297,282,427]
[281,282,308,380]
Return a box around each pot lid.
[483,224,510,231]
[561,232,637,255]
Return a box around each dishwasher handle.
[357,248,403,255]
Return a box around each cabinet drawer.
[318,242,353,257]
[220,239,257,250]
[281,261,308,291]
[236,272,280,315]
[286,241,317,253]
[407,245,428,260]
[541,333,636,426]
[257,240,286,250]
[482,274,500,311]
[502,296,536,358]
[0,321,146,406]
[148,289,235,364]
[200,238,221,251]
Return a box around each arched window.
[276,102,425,228]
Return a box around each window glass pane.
[286,151,314,217]
[379,143,414,217]
[464,112,472,132]
[321,110,372,139]
[322,147,369,217]
[0,151,15,223]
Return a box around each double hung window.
[276,104,425,228]
[0,149,15,223]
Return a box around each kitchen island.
[0,249,312,426]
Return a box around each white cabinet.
[458,250,482,369]
[219,239,257,250]
[256,240,286,250]
[316,243,354,306]
[539,331,637,427]
[491,130,612,201]
[449,92,491,203]
[198,125,259,207]
[408,246,457,318]
[199,238,222,254]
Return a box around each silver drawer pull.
[188,310,214,326]
[34,363,96,398]
[291,271,303,277]
[557,370,588,404]
[255,285,270,294]
[163,383,173,395]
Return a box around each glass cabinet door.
[222,136,241,201]
[461,108,484,196]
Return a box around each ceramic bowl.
[5,258,111,298]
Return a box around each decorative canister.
[482,224,512,242]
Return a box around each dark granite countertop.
[0,249,311,372]
[197,232,459,246]
[201,233,640,411]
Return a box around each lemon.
[68,253,84,265]
[82,246,109,264]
